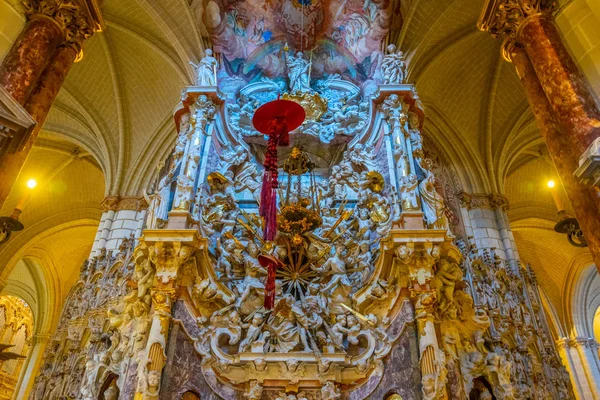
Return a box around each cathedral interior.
[0,0,600,399]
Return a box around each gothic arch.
[570,263,600,338]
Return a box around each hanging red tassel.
[252,99,306,309]
[259,117,287,241]
[259,254,282,309]
[253,100,305,242]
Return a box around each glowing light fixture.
[547,179,587,248]
[0,178,38,245]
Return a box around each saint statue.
[399,174,420,211]
[381,44,406,85]
[285,47,312,93]
[189,49,218,87]
[419,160,445,226]
[144,170,175,229]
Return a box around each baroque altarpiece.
[28,1,573,399]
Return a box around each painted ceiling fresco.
[196,0,401,85]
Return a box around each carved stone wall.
[90,197,147,256]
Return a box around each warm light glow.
[26,179,37,189]
[547,180,555,188]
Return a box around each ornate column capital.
[568,337,597,349]
[555,338,570,350]
[100,195,149,212]
[21,0,104,60]
[477,0,557,39]
[31,333,52,346]
[457,191,510,211]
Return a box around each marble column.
[506,43,600,272]
[0,44,80,208]
[517,15,600,159]
[479,1,600,162]
[0,0,102,208]
[134,231,198,400]
[0,15,63,106]
[412,291,447,400]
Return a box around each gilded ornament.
[282,92,328,122]
[283,146,314,176]
[365,171,384,193]
[277,201,322,246]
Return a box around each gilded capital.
[477,0,557,38]
[21,0,104,59]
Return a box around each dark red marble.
[511,44,600,273]
[0,16,63,106]
[519,15,600,158]
[0,44,77,208]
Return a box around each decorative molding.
[457,191,509,211]
[100,195,148,212]
[556,337,599,350]
[31,333,52,345]
[574,137,600,187]
[21,0,104,59]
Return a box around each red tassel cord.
[259,116,288,242]
[264,260,277,309]
[259,254,282,310]
[252,99,304,310]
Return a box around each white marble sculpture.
[381,44,406,84]
[399,174,420,211]
[419,159,446,228]
[286,49,312,93]
[144,170,175,229]
[190,49,218,86]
